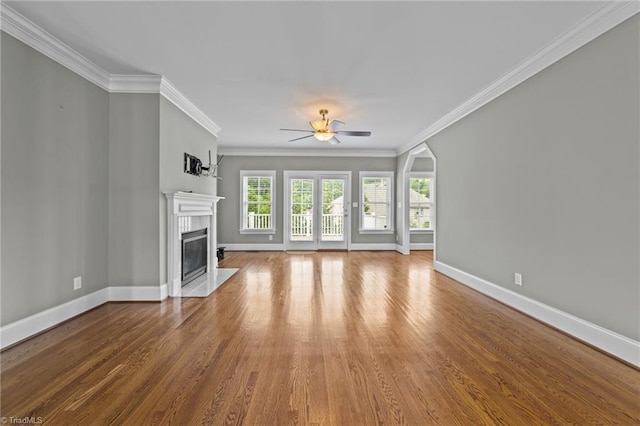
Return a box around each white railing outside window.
[322,214,344,240]
[289,213,345,241]
[290,213,313,240]
[246,213,272,230]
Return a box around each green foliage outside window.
[322,179,343,215]
[363,194,371,214]
[410,178,430,199]
[288,179,345,215]
[246,177,272,215]
[290,179,313,215]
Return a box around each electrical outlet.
[268,235,273,241]
[74,276,82,290]
[514,273,522,286]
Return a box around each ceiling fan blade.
[328,120,345,131]
[328,137,341,145]
[336,130,371,137]
[280,128,314,133]
[288,134,314,142]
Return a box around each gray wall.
[217,155,397,245]
[1,33,110,324]
[159,97,217,195]
[427,15,639,340]
[109,95,219,288]
[108,93,161,287]
[1,33,220,326]
[411,157,434,172]
[159,97,217,283]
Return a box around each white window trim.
[408,172,435,233]
[239,170,276,234]
[359,171,394,234]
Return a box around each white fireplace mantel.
[164,191,224,297]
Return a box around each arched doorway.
[398,143,436,255]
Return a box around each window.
[240,170,276,233]
[409,174,434,231]
[360,171,393,232]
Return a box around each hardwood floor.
[2,251,639,425]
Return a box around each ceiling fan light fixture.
[310,119,327,131]
[313,131,335,142]
[310,109,330,131]
[282,109,370,144]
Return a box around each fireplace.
[165,192,223,297]
[181,228,208,285]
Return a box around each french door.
[284,172,350,250]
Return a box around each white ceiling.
[6,1,606,153]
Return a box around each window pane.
[410,205,430,229]
[243,174,273,230]
[364,214,388,229]
[410,178,430,201]
[409,177,432,230]
[362,175,391,230]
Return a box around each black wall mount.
[184,153,203,176]
[184,151,223,179]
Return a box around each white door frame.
[399,143,436,255]
[284,171,351,251]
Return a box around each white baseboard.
[223,243,402,252]
[1,284,169,349]
[395,244,410,255]
[109,284,168,302]
[434,261,640,367]
[222,243,406,252]
[350,243,397,251]
[410,243,434,250]
[0,288,109,349]
[160,283,168,300]
[220,243,285,251]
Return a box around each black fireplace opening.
[181,228,208,286]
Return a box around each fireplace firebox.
[181,228,208,285]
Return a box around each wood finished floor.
[1,251,639,425]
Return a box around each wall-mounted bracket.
[184,152,223,179]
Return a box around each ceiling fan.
[280,109,372,145]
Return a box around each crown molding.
[109,74,163,93]
[1,3,221,137]
[398,1,640,155]
[159,77,222,136]
[110,75,221,136]
[217,147,397,158]
[0,3,111,91]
